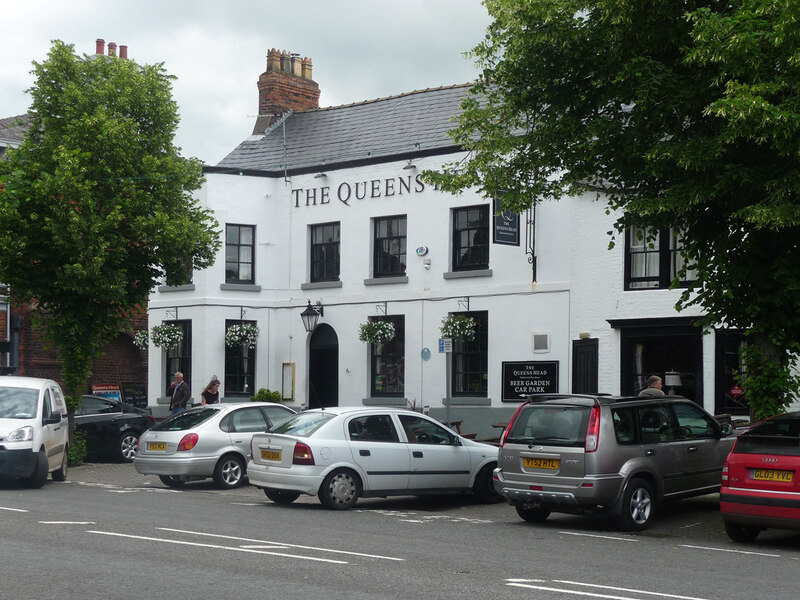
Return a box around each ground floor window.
[452,311,488,396]
[370,315,405,397]
[164,320,191,394]
[715,330,748,416]
[224,320,256,397]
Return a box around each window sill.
[220,283,262,292]
[158,284,196,293]
[363,276,408,286]
[301,280,343,290]
[442,397,491,406]
[362,397,408,406]
[443,269,492,280]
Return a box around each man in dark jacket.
[167,372,191,414]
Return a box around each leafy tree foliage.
[426,0,800,418]
[0,41,220,409]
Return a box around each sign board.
[493,197,520,246]
[120,382,147,408]
[439,338,453,353]
[501,361,559,401]
[91,384,123,403]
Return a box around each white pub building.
[146,49,755,436]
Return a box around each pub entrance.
[308,323,339,408]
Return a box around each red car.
[720,411,800,542]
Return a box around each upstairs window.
[452,205,489,271]
[310,222,340,282]
[625,226,697,290]
[226,224,255,284]
[373,215,407,278]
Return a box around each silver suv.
[493,394,735,530]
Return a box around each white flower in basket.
[440,314,476,341]
[358,320,396,344]
[132,329,149,350]
[150,324,184,350]
[225,323,260,349]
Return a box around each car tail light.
[584,405,601,452]
[177,433,199,451]
[293,442,315,465]
[721,459,729,484]
[500,402,529,447]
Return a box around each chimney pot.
[119,45,128,59]
[302,58,313,80]
[108,42,117,57]
[256,47,320,130]
[95,38,105,55]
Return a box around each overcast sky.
[1,0,492,165]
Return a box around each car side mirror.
[451,435,462,446]
[719,422,733,436]
[44,413,62,425]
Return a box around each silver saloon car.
[134,402,295,489]
[247,407,501,509]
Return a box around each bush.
[69,428,87,466]
[251,388,282,403]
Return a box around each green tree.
[426,0,800,419]
[0,41,220,413]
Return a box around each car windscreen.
[269,412,334,437]
[0,388,38,419]
[506,404,590,447]
[733,413,800,456]
[151,407,218,431]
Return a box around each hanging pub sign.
[493,197,520,246]
[501,361,559,401]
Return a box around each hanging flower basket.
[440,314,476,341]
[225,323,260,349]
[132,329,149,350]
[150,324,183,350]
[358,320,396,344]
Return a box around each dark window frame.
[225,224,255,284]
[164,320,192,394]
[451,310,488,396]
[310,222,341,283]
[373,215,407,278]
[452,205,490,272]
[624,226,696,290]
[224,319,256,397]
[369,315,405,397]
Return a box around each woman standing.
[201,376,221,405]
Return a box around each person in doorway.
[639,375,665,397]
[167,372,191,414]
[201,376,221,405]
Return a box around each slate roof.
[214,84,471,175]
[0,114,30,147]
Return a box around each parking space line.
[87,530,348,564]
[553,580,710,600]
[0,506,28,513]
[506,578,711,600]
[680,544,780,558]
[158,527,405,561]
[558,531,638,542]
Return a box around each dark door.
[572,338,598,394]
[308,324,339,408]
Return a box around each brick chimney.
[256,48,320,127]
[94,38,128,59]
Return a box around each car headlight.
[8,426,34,442]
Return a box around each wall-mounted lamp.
[300,300,324,333]
[402,159,416,170]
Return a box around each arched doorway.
[308,323,339,408]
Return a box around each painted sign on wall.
[501,361,559,401]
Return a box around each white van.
[0,376,69,487]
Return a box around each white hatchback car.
[247,407,500,509]
[0,376,69,488]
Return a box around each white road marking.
[240,545,291,550]
[680,544,780,558]
[506,579,712,600]
[679,522,703,529]
[39,521,96,525]
[0,506,28,513]
[157,527,405,561]
[558,531,637,542]
[87,530,348,564]
[230,502,263,506]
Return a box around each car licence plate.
[524,457,559,469]
[147,442,167,451]
[261,449,281,461]
[752,468,793,482]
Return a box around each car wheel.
[725,521,761,543]
[617,477,655,531]
[515,504,551,523]
[472,464,502,503]
[117,432,139,462]
[213,454,245,489]
[318,468,361,509]
[264,488,301,504]
[25,450,49,489]
[51,446,68,482]
[159,475,185,488]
